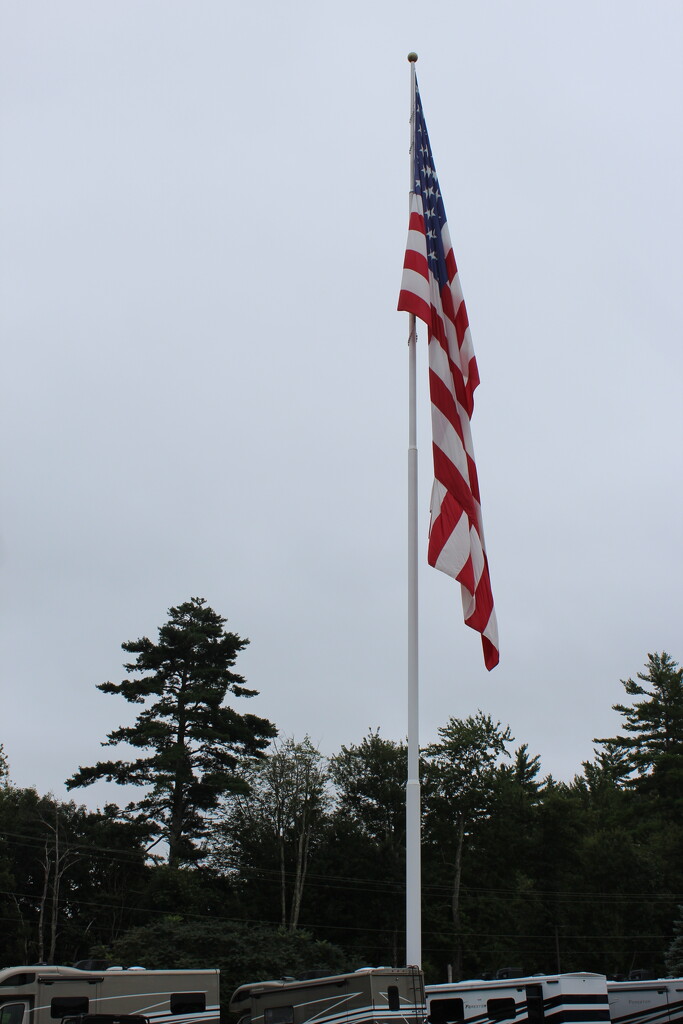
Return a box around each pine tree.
[66,598,276,865]
[594,652,683,801]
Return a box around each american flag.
[398,79,499,671]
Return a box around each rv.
[230,966,425,1024]
[607,979,683,1024]
[425,972,610,1024]
[0,965,220,1024]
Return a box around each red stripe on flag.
[466,452,481,508]
[465,562,494,633]
[431,444,478,525]
[454,299,469,350]
[402,248,429,279]
[441,285,457,328]
[398,289,431,325]
[481,634,499,671]
[445,248,457,282]
[428,367,464,444]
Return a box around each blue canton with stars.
[413,81,450,289]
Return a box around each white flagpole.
[405,50,421,969]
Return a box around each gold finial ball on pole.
[407,52,418,62]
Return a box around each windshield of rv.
[0,1003,27,1024]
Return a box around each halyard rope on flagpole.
[405,49,421,969]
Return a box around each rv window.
[430,998,464,1024]
[0,977,36,989]
[487,999,516,1021]
[264,1008,293,1024]
[0,1004,27,1024]
[51,999,90,1019]
[170,996,206,1016]
[388,988,401,1012]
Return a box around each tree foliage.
[423,712,514,978]
[3,648,682,983]
[66,598,277,866]
[98,917,350,1006]
[595,652,683,799]
[213,736,329,930]
[665,905,683,975]
[0,784,149,966]
[323,732,408,965]
[331,730,407,844]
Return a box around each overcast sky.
[1,1,681,812]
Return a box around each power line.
[2,826,682,908]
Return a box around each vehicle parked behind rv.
[426,972,610,1024]
[0,965,219,1024]
[230,967,425,1024]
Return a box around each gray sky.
[2,1,682,812]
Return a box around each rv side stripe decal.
[545,1011,611,1023]
[254,1005,424,1024]
[545,997,610,1007]
[611,1000,683,1024]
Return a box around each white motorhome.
[230,966,425,1024]
[0,966,220,1024]
[425,972,610,1024]
[607,979,683,1024]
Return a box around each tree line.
[1,597,682,995]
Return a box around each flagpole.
[405,50,421,969]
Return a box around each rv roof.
[0,966,218,985]
[608,980,681,987]
[230,967,417,1010]
[427,972,606,991]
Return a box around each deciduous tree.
[423,712,513,977]
[214,736,329,930]
[96,917,350,1005]
[319,732,408,965]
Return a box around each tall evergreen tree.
[595,652,683,802]
[66,598,276,866]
